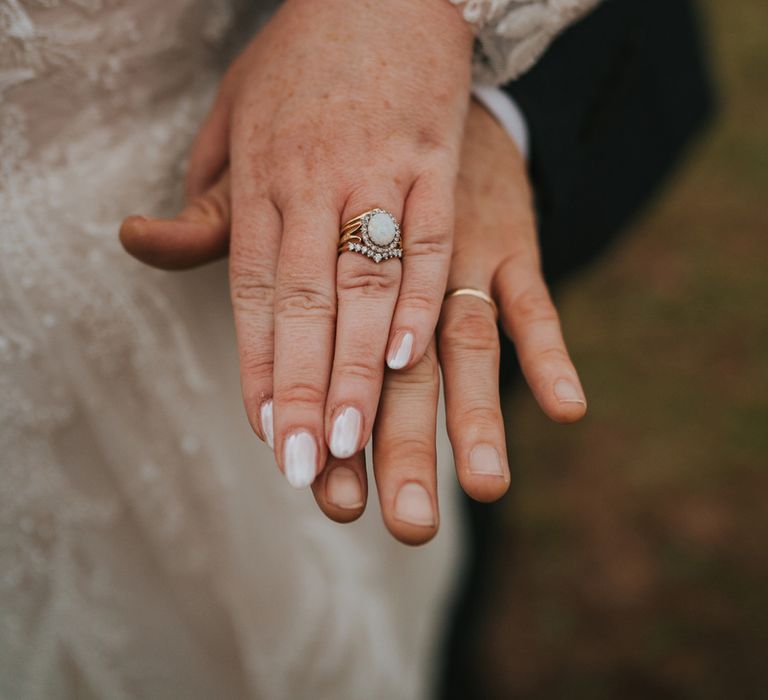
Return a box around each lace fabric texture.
[1,2,465,698]
[451,0,601,83]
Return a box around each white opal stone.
[367,211,397,246]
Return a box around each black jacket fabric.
[440,1,715,697]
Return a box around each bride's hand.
[175,0,474,489]
[121,100,587,544]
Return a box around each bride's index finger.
[386,174,454,371]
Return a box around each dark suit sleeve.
[502,0,716,282]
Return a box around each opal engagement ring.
[338,209,403,263]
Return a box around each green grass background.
[483,2,768,697]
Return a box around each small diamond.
[348,242,355,251]
[374,254,382,263]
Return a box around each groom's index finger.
[494,252,587,423]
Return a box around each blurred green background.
[484,1,768,697]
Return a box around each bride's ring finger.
[325,196,404,459]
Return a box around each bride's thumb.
[120,172,231,270]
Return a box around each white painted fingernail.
[468,443,504,476]
[387,331,413,370]
[329,406,362,459]
[283,431,317,489]
[326,467,364,509]
[394,482,435,527]
[553,379,586,405]
[260,400,274,448]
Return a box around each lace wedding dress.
[0,1,597,698]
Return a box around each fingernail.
[553,379,586,405]
[394,482,435,527]
[329,406,362,459]
[387,331,413,370]
[468,443,504,476]
[326,467,364,509]
[283,431,317,489]
[260,400,274,448]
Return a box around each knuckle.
[456,402,499,429]
[239,347,273,381]
[230,273,274,310]
[336,359,381,384]
[440,308,498,352]
[337,265,400,297]
[275,283,335,319]
[387,347,439,389]
[415,126,450,153]
[406,233,451,260]
[277,382,326,407]
[534,345,571,366]
[497,247,539,278]
[188,190,229,226]
[391,436,434,465]
[397,288,438,314]
[510,286,558,327]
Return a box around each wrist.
[281,0,474,59]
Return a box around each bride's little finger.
[311,453,368,524]
[438,294,510,503]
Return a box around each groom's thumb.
[120,172,231,270]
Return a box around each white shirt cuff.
[471,83,529,160]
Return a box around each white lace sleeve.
[451,0,602,84]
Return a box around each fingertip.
[386,481,439,546]
[388,522,439,547]
[462,477,510,503]
[119,215,159,262]
[456,443,511,503]
[312,460,368,524]
[546,378,588,424]
[547,399,588,425]
[386,330,414,370]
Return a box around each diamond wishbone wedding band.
[338,208,403,263]
[444,287,499,320]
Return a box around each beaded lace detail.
[451,0,601,84]
[0,1,260,697]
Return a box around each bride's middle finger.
[325,186,404,460]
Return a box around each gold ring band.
[444,287,499,320]
[338,208,403,263]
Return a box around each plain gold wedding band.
[444,288,499,320]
